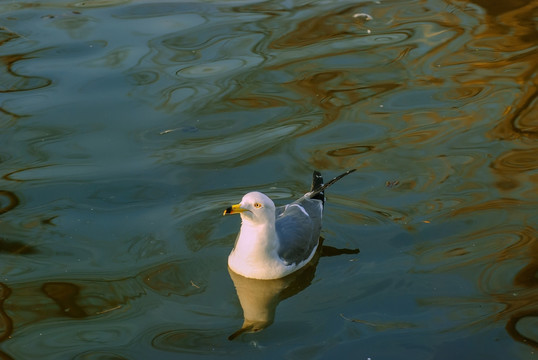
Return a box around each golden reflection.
[229,96,287,109]
[217,4,405,145]
[142,261,206,297]
[1,0,536,355]
[0,260,207,348]
[3,280,129,331]
[0,283,13,360]
[270,4,369,49]
[490,148,538,194]
[228,243,359,340]
[0,283,12,342]
[415,223,538,349]
[450,0,538,141]
[0,190,19,215]
[451,198,524,217]
[2,165,54,182]
[291,74,399,113]
[0,189,41,259]
[489,78,537,141]
[0,239,38,255]
[0,106,28,125]
[327,145,375,157]
[41,282,88,319]
[0,26,19,47]
[442,86,483,100]
[309,149,368,174]
[0,53,51,93]
[482,227,538,348]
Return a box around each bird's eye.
[254,202,262,208]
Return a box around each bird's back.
[275,197,323,266]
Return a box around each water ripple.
[1,0,537,357]
[177,57,263,78]
[151,329,236,355]
[0,52,52,93]
[156,122,304,167]
[0,190,19,215]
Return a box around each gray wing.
[275,198,323,265]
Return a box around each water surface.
[0,0,537,359]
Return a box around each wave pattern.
[0,0,536,358]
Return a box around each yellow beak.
[223,203,247,216]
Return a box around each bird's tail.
[309,169,356,204]
[310,171,325,204]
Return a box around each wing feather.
[275,198,323,265]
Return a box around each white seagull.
[223,169,356,280]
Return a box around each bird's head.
[223,191,275,225]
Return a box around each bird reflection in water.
[228,241,359,340]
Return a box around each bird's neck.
[232,220,279,267]
[239,220,277,250]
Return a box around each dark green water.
[0,0,536,358]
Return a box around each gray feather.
[275,198,323,265]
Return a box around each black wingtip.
[312,170,323,189]
[309,169,356,200]
[311,171,325,204]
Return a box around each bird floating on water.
[223,169,356,280]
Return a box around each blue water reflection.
[0,0,536,358]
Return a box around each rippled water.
[1,0,537,358]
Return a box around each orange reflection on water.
[270,4,369,49]
[0,0,536,356]
[481,227,538,348]
[491,147,538,196]
[0,53,51,93]
[0,260,207,344]
[0,283,13,342]
[457,0,538,141]
[0,191,18,215]
[414,223,537,348]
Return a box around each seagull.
[223,169,356,280]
